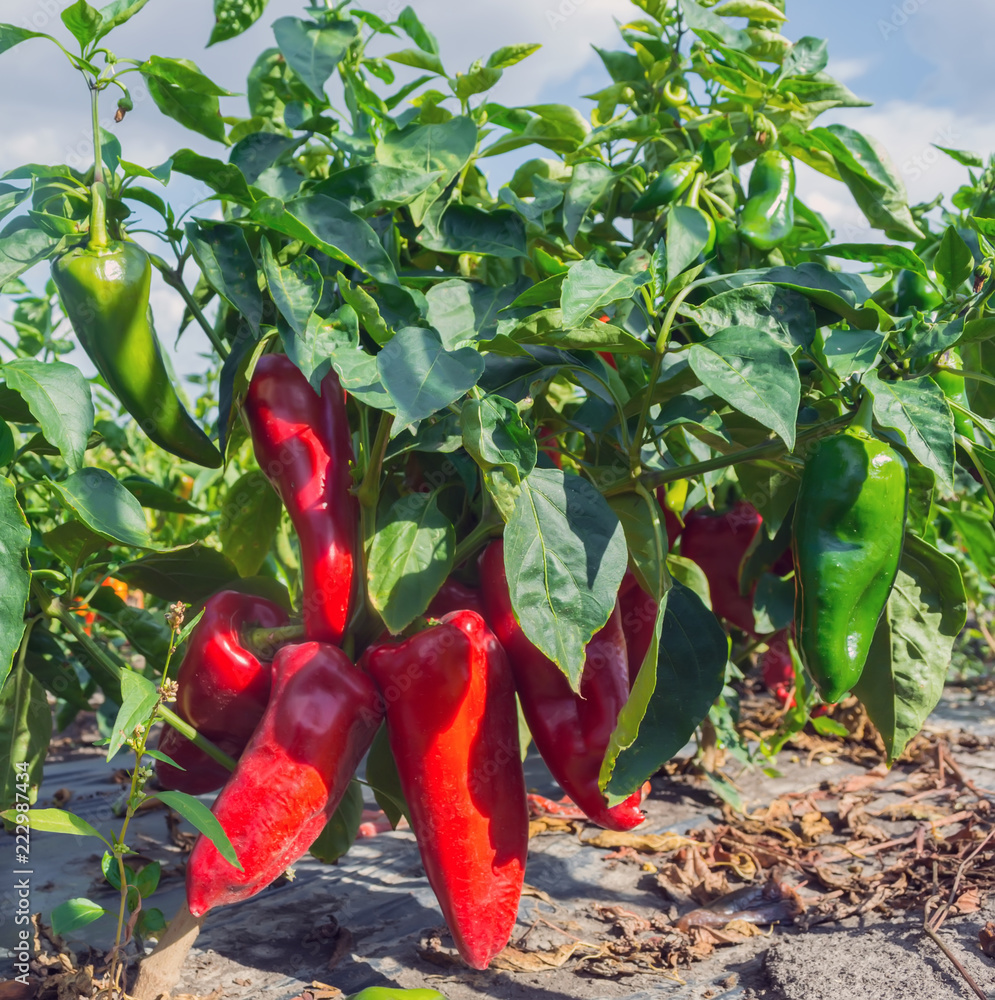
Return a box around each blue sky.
[1,0,993,371]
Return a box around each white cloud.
[825,56,873,85]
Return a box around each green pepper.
[933,351,978,442]
[791,396,908,703]
[52,240,222,468]
[633,156,701,212]
[894,269,942,315]
[740,150,795,251]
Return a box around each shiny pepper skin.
[185,641,382,917]
[740,150,796,251]
[156,590,288,795]
[680,501,764,636]
[479,541,645,832]
[426,577,485,620]
[244,355,358,644]
[361,611,528,971]
[792,414,908,703]
[52,241,222,468]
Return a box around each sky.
[2,0,995,375]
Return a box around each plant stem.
[88,84,109,250]
[453,516,504,568]
[603,413,852,497]
[153,258,230,359]
[357,412,394,510]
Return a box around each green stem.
[941,367,995,388]
[156,705,236,771]
[153,258,230,359]
[88,85,108,250]
[244,623,307,656]
[603,413,852,497]
[700,185,736,220]
[960,438,995,511]
[357,412,394,510]
[453,516,504,569]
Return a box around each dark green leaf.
[170,150,253,205]
[218,471,283,578]
[933,226,974,292]
[421,204,527,259]
[48,469,152,549]
[688,326,800,449]
[667,206,713,285]
[62,1,101,45]
[688,284,817,351]
[121,477,201,514]
[821,329,885,380]
[261,242,321,340]
[140,59,229,143]
[504,468,627,687]
[309,780,363,863]
[606,582,727,796]
[0,481,30,691]
[377,327,483,428]
[3,360,93,472]
[561,260,650,328]
[185,223,262,330]
[853,536,967,764]
[106,669,159,761]
[0,664,51,811]
[0,24,54,56]
[809,243,926,276]
[365,724,409,827]
[116,546,240,602]
[272,16,358,101]
[209,0,268,46]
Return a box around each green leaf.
[375,116,479,225]
[487,43,541,69]
[0,24,54,56]
[3,360,93,472]
[48,469,152,549]
[218,471,283,578]
[62,0,102,46]
[504,468,627,688]
[0,226,64,288]
[153,790,243,870]
[667,206,713,285]
[368,491,455,633]
[607,491,671,602]
[933,225,974,292]
[310,780,364,863]
[377,327,483,428]
[853,536,967,764]
[51,898,108,937]
[863,370,955,492]
[386,48,445,75]
[252,195,396,284]
[106,669,159,761]
[116,546,239,602]
[421,204,527,259]
[821,329,886,380]
[140,58,230,143]
[606,582,728,797]
[95,0,151,40]
[365,724,409,827]
[945,510,995,581]
[688,326,801,449]
[12,807,107,842]
[0,481,30,691]
[120,477,201,514]
[185,222,261,330]
[134,859,161,897]
[88,586,171,665]
[262,242,322,341]
[209,0,269,46]
[397,5,439,54]
[272,16,358,101]
[281,308,357,390]
[337,275,391,347]
[170,150,253,205]
[688,284,817,351]
[809,243,927,276]
[560,260,650,328]
[783,35,828,75]
[0,664,51,812]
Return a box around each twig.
[922,901,988,1000]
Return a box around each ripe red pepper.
[761,630,794,706]
[426,577,485,620]
[361,610,528,970]
[479,541,645,832]
[186,641,382,916]
[680,501,763,635]
[243,354,358,645]
[156,591,288,795]
[618,570,659,688]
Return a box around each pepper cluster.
[158,353,656,972]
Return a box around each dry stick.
[130,902,205,1000]
[922,901,988,1000]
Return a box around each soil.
[6,687,995,1000]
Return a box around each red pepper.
[186,641,382,916]
[243,354,358,645]
[156,591,288,795]
[761,630,794,706]
[479,540,645,832]
[426,577,485,620]
[680,501,763,635]
[538,423,563,469]
[361,610,528,970]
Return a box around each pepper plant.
[0,0,992,985]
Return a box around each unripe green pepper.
[633,156,701,212]
[791,397,908,703]
[347,990,450,1000]
[740,150,795,251]
[894,270,942,314]
[933,352,978,442]
[52,241,221,467]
